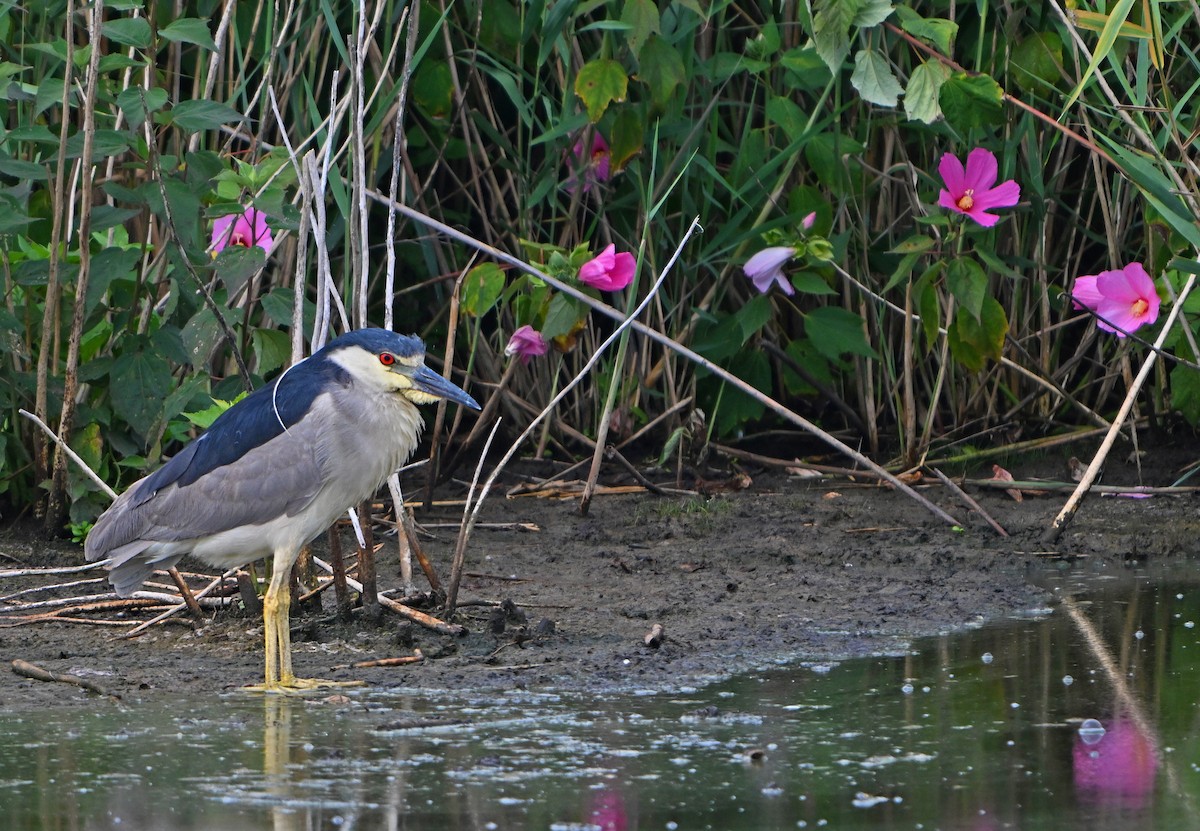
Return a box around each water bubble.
[1062,675,1074,686]
[1186,622,1196,629]
[1135,630,1145,640]
[1178,593,1185,600]
[981,653,994,664]
[1010,702,1020,709]
[1078,718,1106,745]
[901,683,914,695]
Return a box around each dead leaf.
[990,464,1023,502]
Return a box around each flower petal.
[937,152,966,194]
[744,246,796,279]
[973,179,1021,211]
[1071,275,1104,310]
[963,148,999,192]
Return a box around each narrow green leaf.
[1061,0,1138,112]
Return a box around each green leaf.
[946,258,988,321]
[608,106,644,171]
[1171,364,1200,426]
[914,264,942,349]
[948,296,1007,371]
[853,0,895,27]
[735,295,773,341]
[895,7,957,54]
[620,0,661,57]
[1011,31,1063,97]
[766,96,807,141]
[939,72,1004,131]
[851,47,903,107]
[212,245,267,299]
[541,292,585,340]
[461,262,506,317]
[804,306,878,361]
[111,343,173,441]
[0,153,47,180]
[159,17,218,51]
[104,18,153,48]
[790,271,837,295]
[1061,0,1138,112]
[116,85,169,129]
[86,247,141,315]
[636,35,685,109]
[64,130,134,160]
[575,59,628,122]
[164,99,244,132]
[812,0,863,73]
[252,328,291,376]
[904,60,951,123]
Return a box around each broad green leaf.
[85,247,141,315]
[541,292,585,340]
[461,262,506,317]
[706,349,772,435]
[946,258,988,321]
[620,0,660,57]
[104,18,153,48]
[212,245,267,299]
[636,35,685,109]
[0,200,38,234]
[1011,31,1063,96]
[111,344,173,441]
[116,85,168,129]
[164,99,243,132]
[791,271,837,295]
[575,59,628,122]
[804,306,878,361]
[735,295,773,341]
[905,60,950,123]
[948,297,1007,371]
[412,61,454,120]
[159,17,218,51]
[812,0,863,73]
[766,96,807,141]
[939,72,1004,131]
[883,236,937,292]
[608,106,644,171]
[252,328,291,376]
[851,47,903,107]
[895,7,957,54]
[0,153,47,180]
[5,124,57,144]
[64,129,134,159]
[853,0,894,27]
[1171,364,1200,426]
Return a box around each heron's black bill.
[412,365,481,410]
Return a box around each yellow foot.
[241,677,367,694]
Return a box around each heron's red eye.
[379,352,396,366]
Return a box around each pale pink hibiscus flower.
[1071,262,1160,337]
[744,246,797,295]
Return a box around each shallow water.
[2,563,1198,830]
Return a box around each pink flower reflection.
[1073,718,1158,807]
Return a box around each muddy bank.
[1,447,1195,709]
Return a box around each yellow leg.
[242,549,364,694]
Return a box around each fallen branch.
[312,556,464,635]
[11,659,119,699]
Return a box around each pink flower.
[505,325,548,364]
[579,243,636,291]
[211,207,273,254]
[937,148,1021,227]
[1071,262,1160,337]
[568,132,612,193]
[743,246,797,295]
[801,211,817,230]
[1074,718,1158,807]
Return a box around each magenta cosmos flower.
[505,325,549,364]
[1071,262,1160,337]
[743,246,797,295]
[211,207,274,254]
[579,243,636,291]
[937,148,1021,227]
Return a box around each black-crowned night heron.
[84,328,480,692]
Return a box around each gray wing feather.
[85,427,325,592]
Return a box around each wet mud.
[1,444,1196,709]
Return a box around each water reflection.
[1,564,1199,830]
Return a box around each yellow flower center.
[1132,298,1149,318]
[956,189,975,211]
